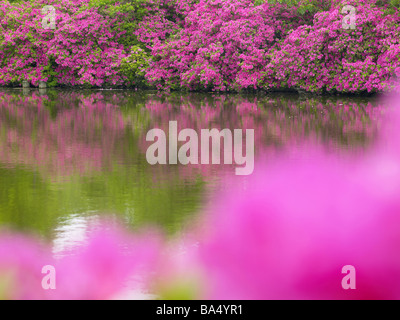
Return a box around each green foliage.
[380,0,400,14]
[84,0,151,49]
[120,46,150,87]
[267,0,330,15]
[42,57,58,88]
[82,0,156,86]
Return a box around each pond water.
[0,88,388,255]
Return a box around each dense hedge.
[0,0,399,93]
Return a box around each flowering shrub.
[89,0,196,87]
[146,0,291,91]
[262,0,400,93]
[0,0,130,87]
[47,1,128,87]
[0,0,400,91]
[0,0,55,87]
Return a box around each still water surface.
[0,88,388,255]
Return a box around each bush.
[0,0,56,86]
[262,0,400,93]
[0,0,129,87]
[120,45,151,88]
[145,0,298,91]
[47,0,127,87]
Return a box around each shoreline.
[0,85,381,98]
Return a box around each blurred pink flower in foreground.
[0,225,160,300]
[193,95,400,299]
[49,225,161,300]
[0,233,50,300]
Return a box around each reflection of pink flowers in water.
[140,95,387,180]
[0,91,387,180]
[0,92,127,178]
